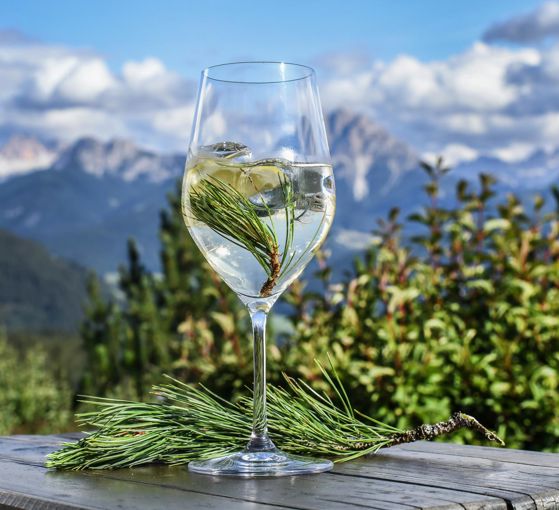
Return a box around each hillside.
[0,229,90,332]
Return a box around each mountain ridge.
[52,137,183,183]
[0,134,58,181]
[1,108,557,274]
[1,109,422,273]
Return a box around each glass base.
[188,449,333,477]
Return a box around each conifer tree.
[80,183,251,400]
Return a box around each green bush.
[81,165,559,451]
[284,162,559,450]
[0,333,73,434]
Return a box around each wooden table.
[2,435,559,509]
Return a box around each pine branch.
[186,161,313,297]
[259,250,281,297]
[188,177,279,277]
[46,362,503,470]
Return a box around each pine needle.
[46,361,503,470]
[189,178,277,269]
[188,173,293,297]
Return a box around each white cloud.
[40,108,125,139]
[123,57,166,83]
[335,229,377,251]
[0,31,196,150]
[55,58,116,103]
[321,40,559,160]
[423,144,479,167]
[491,143,536,163]
[376,55,440,109]
[484,1,559,43]
[4,13,559,165]
[153,105,195,139]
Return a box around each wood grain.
[0,435,558,509]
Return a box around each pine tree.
[80,275,127,397]
[80,183,251,401]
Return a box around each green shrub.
[0,333,73,434]
[81,166,559,451]
[284,162,559,450]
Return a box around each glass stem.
[246,307,276,452]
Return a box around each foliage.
[187,171,294,296]
[47,362,501,470]
[80,166,559,451]
[0,332,72,434]
[80,184,251,401]
[284,160,559,450]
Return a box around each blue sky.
[0,0,543,76]
[1,0,559,165]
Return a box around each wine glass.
[182,62,336,477]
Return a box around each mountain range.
[0,137,183,271]
[0,109,557,275]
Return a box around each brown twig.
[260,250,281,297]
[390,412,504,447]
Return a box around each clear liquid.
[182,150,335,300]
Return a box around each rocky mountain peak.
[0,134,57,180]
[53,137,183,183]
[326,109,418,201]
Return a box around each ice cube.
[248,186,287,215]
[199,142,251,160]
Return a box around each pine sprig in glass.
[181,62,336,476]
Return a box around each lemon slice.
[190,157,285,198]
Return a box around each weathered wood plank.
[0,460,293,510]
[401,442,559,469]
[2,435,559,509]
[0,446,502,510]
[0,436,61,465]
[97,466,509,510]
[0,438,548,499]
[0,436,505,510]
[0,488,89,510]
[356,445,559,489]
[334,463,535,509]
[335,445,559,509]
